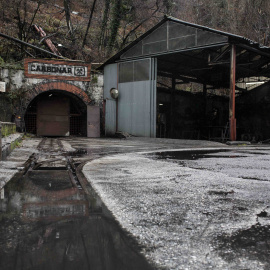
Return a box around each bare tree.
[82,0,97,49]
[63,0,75,43]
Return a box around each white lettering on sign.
[28,63,87,77]
[0,82,6,92]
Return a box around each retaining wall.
[1,122,16,137]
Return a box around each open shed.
[100,16,270,141]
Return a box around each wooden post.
[229,44,237,141]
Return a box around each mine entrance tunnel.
[25,90,87,136]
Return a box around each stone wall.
[0,94,13,122]
[1,122,16,137]
[0,67,104,123]
[0,68,103,105]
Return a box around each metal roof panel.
[98,16,270,70]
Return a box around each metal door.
[87,105,100,137]
[104,63,118,136]
[37,96,70,136]
[118,58,157,137]
[105,99,116,135]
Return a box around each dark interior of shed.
[156,72,270,142]
[154,43,270,142]
[156,77,229,141]
[236,81,270,142]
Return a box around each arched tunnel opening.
[24,90,87,136]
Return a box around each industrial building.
[100,16,270,141]
[0,58,102,138]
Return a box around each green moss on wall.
[1,123,16,137]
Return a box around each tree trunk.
[63,0,75,44]
[108,0,122,49]
[99,0,110,47]
[82,0,97,49]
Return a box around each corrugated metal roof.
[166,16,270,50]
[98,15,270,70]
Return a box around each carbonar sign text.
[29,63,87,77]
[24,58,91,81]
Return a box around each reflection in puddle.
[23,200,88,220]
[67,149,88,157]
[0,169,153,270]
[28,170,73,190]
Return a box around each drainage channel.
[0,138,154,270]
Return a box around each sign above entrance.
[24,58,91,81]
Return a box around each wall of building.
[0,94,13,122]
[0,67,104,125]
[0,68,103,104]
[103,64,118,136]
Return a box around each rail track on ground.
[27,137,83,191]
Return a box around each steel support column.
[170,76,176,138]
[229,44,237,141]
[0,123,2,161]
[116,63,119,132]
[203,84,207,116]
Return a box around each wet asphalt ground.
[0,137,154,270]
[1,136,270,269]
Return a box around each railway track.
[29,137,83,190]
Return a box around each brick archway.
[19,81,91,134]
[25,81,91,110]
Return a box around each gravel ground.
[83,147,270,270]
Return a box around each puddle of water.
[35,167,67,171]
[67,149,88,157]
[0,167,154,270]
[152,150,230,160]
[0,216,153,270]
[28,170,72,190]
[214,224,270,267]
[150,150,247,161]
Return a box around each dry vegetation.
[0,0,270,65]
